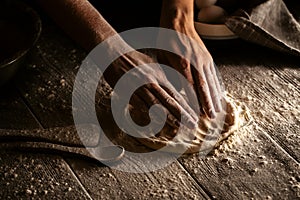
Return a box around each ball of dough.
[195,0,217,9]
[197,5,227,24]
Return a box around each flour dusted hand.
[159,0,225,118]
[103,50,199,129]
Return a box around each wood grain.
[12,20,300,199]
[176,40,300,199]
[14,22,210,199]
[0,88,91,199]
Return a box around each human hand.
[103,50,199,129]
[158,0,225,118]
[36,0,200,131]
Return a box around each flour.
[136,94,251,154]
[97,76,251,154]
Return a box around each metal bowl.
[0,1,42,86]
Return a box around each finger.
[204,63,222,113]
[210,62,228,112]
[134,86,181,129]
[161,83,199,123]
[191,65,215,118]
[157,51,184,91]
[128,94,151,127]
[146,83,198,129]
[163,57,199,116]
[179,74,200,114]
[102,62,128,88]
[211,63,227,111]
[149,53,199,124]
[173,58,200,114]
[210,62,223,95]
[158,54,200,115]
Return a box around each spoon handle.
[0,124,100,147]
[0,141,124,163]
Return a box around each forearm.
[160,0,194,28]
[35,0,117,51]
[160,0,208,48]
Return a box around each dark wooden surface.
[1,5,300,200]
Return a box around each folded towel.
[225,0,300,56]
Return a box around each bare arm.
[159,0,224,118]
[35,0,116,51]
[34,0,199,129]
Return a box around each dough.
[97,80,251,154]
[136,94,252,154]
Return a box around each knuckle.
[180,59,190,69]
[165,97,174,104]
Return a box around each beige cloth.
[225,0,300,56]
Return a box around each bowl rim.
[194,21,238,40]
[0,1,42,69]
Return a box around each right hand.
[103,50,199,129]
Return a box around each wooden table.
[0,8,299,200]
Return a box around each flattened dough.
[136,94,252,154]
[97,81,252,154]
